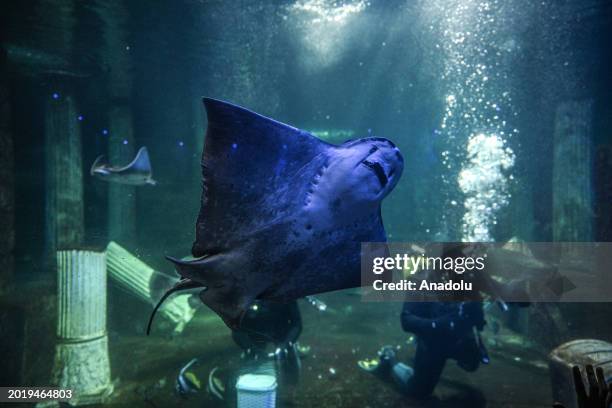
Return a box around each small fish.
[176,358,201,396]
[91,146,157,186]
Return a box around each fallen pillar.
[105,241,196,334]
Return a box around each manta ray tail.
[146,278,202,335]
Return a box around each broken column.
[549,339,612,408]
[52,250,113,405]
[44,87,84,254]
[106,241,196,334]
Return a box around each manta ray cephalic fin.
[166,254,255,329]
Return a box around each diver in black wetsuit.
[205,299,308,402]
[359,242,530,398]
[232,300,303,361]
[232,299,305,386]
[360,301,487,398]
[359,243,495,398]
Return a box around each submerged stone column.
[106,241,196,334]
[0,50,14,293]
[547,100,595,346]
[595,146,612,241]
[552,99,595,290]
[99,0,136,243]
[52,250,113,405]
[44,88,84,254]
[553,99,594,244]
[107,105,135,242]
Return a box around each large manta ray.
[147,98,403,333]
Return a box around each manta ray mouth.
[362,160,388,187]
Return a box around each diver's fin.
[90,155,106,175]
[146,278,202,335]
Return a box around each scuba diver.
[358,243,528,398]
[200,299,310,403]
[206,299,309,402]
[359,300,487,398]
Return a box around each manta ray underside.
[147,98,403,333]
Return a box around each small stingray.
[147,98,403,333]
[91,146,156,186]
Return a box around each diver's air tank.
[236,373,277,408]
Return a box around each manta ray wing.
[192,98,333,256]
[116,146,152,175]
[304,209,387,297]
[153,100,403,333]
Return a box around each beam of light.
[290,0,368,24]
[286,0,369,68]
[423,0,519,242]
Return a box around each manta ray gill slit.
[362,160,389,187]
